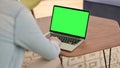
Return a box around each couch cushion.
[20,0,41,10]
[85,0,120,7]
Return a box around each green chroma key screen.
[50,5,90,38]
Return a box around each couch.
[84,0,120,26]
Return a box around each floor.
[22,0,120,68]
[62,47,120,68]
[22,47,120,68]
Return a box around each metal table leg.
[103,48,112,68]
[59,55,63,68]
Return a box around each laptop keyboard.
[50,33,81,45]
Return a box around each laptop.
[45,5,90,51]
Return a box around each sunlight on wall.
[33,0,83,18]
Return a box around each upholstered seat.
[20,0,41,10]
[85,0,120,6]
[84,0,120,26]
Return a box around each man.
[0,0,61,68]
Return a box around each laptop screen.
[50,5,90,38]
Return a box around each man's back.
[0,0,60,68]
[0,0,26,68]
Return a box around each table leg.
[59,55,63,68]
[31,10,35,17]
[103,50,107,68]
[108,48,112,68]
[103,48,112,68]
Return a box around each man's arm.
[14,8,60,60]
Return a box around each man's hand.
[49,36,61,45]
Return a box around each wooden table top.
[37,16,120,57]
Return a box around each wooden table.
[37,16,120,56]
[37,16,120,68]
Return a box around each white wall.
[33,0,83,18]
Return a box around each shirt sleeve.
[14,8,60,60]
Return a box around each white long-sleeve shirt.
[0,0,60,68]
